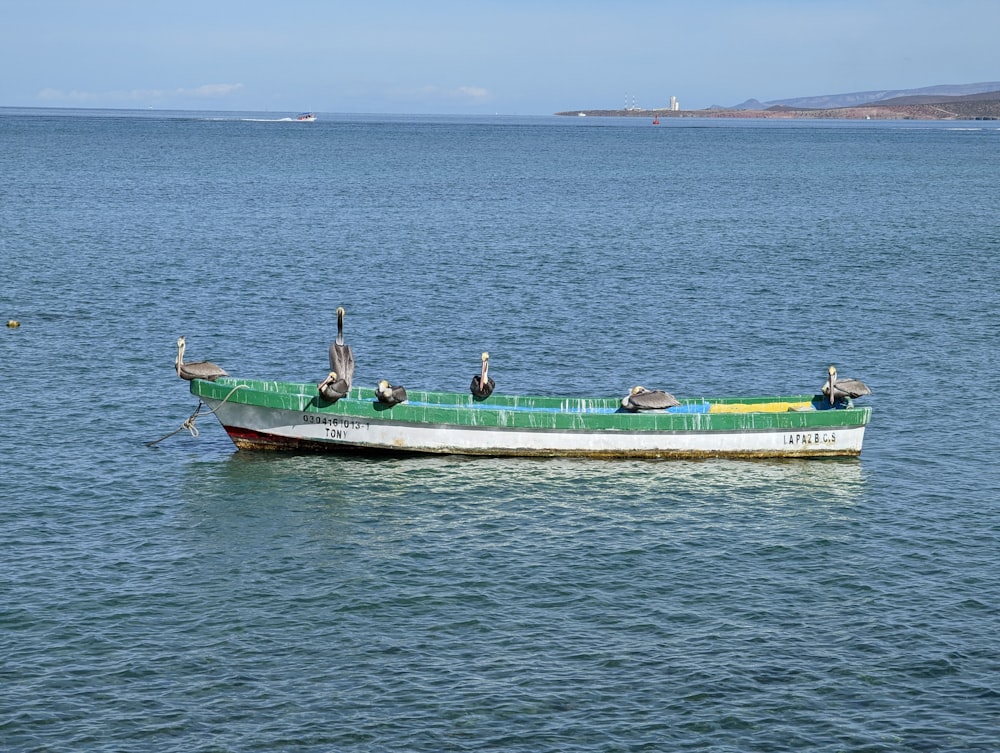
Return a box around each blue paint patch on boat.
[667,402,711,414]
[398,400,712,415]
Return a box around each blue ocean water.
[1,108,999,752]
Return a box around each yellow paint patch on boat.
[709,401,813,414]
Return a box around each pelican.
[175,336,228,381]
[822,365,871,406]
[328,306,355,393]
[471,351,495,400]
[375,379,407,406]
[621,385,680,412]
[317,371,350,403]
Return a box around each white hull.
[205,399,867,458]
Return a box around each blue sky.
[2,0,997,114]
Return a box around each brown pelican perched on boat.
[375,379,407,406]
[328,306,354,393]
[317,371,350,403]
[822,365,872,406]
[175,336,228,381]
[621,385,681,412]
[470,351,495,400]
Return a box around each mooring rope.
[146,383,248,447]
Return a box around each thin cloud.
[187,83,244,97]
[453,86,489,101]
[391,85,492,103]
[37,83,244,103]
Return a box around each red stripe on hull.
[222,426,415,455]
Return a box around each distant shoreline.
[557,101,1000,121]
[4,102,998,122]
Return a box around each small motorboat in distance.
[296,112,316,122]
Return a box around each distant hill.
[557,82,1000,120]
[746,82,1000,110]
[872,89,1000,106]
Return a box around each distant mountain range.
[728,81,1000,110]
[558,82,1000,119]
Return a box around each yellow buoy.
[6,319,20,328]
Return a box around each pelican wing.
[179,361,228,381]
[318,374,350,402]
[626,389,680,411]
[176,336,227,381]
[471,376,495,400]
[328,343,355,388]
[377,383,407,406]
[833,377,871,399]
[822,377,872,399]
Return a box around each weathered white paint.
[206,400,867,458]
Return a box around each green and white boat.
[189,377,871,459]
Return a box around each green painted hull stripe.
[191,377,870,433]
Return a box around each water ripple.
[2,113,999,752]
